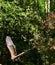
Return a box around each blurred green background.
[0,0,55,65]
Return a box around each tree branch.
[12,46,36,60]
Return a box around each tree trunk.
[47,0,50,13]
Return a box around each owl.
[6,36,17,60]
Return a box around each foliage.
[0,0,55,65]
[50,0,55,12]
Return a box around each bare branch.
[12,46,36,60]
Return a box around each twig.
[12,46,36,60]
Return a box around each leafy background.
[0,0,55,65]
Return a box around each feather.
[6,36,17,60]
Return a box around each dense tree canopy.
[0,0,55,65]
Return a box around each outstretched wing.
[6,36,17,60]
[5,36,36,61]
